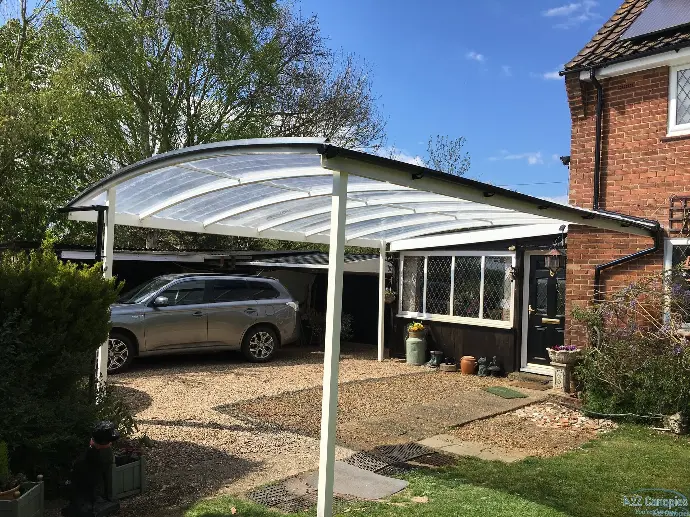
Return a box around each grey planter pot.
[0,481,44,517]
[110,456,146,500]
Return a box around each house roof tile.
[564,0,690,72]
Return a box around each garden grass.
[184,426,690,517]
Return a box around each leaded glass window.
[399,252,514,326]
[401,256,424,313]
[426,257,452,315]
[677,68,690,125]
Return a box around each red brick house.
[563,0,690,346]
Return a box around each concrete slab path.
[338,386,549,450]
[301,461,408,500]
[418,433,531,463]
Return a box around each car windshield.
[118,277,173,304]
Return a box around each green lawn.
[184,426,690,517]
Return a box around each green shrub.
[0,247,128,482]
[573,270,690,417]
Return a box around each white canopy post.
[378,241,386,362]
[96,188,116,386]
[316,168,348,517]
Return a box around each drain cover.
[275,494,316,513]
[247,483,293,507]
[371,443,434,464]
[343,452,390,472]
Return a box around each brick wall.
[565,66,690,345]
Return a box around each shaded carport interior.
[65,137,658,517]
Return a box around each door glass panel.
[483,256,512,321]
[426,256,451,315]
[453,256,481,318]
[209,280,251,303]
[402,256,425,313]
[536,277,548,312]
[160,280,206,306]
[557,278,566,316]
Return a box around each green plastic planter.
[0,481,44,517]
[110,456,146,500]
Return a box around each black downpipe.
[593,227,662,302]
[590,68,603,211]
[589,68,662,302]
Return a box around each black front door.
[526,255,566,365]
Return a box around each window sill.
[663,130,690,142]
[396,312,513,329]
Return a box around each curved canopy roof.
[67,138,658,247]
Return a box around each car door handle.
[245,308,258,314]
[192,311,204,317]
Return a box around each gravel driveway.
[110,344,419,516]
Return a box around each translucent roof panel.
[66,138,659,246]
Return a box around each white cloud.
[489,151,544,165]
[543,2,581,16]
[543,70,561,80]
[379,146,425,166]
[501,65,512,77]
[466,51,486,63]
[542,1,598,29]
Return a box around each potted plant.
[0,442,44,517]
[110,438,147,500]
[384,288,396,304]
[546,344,582,365]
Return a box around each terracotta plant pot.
[0,485,20,500]
[460,356,477,375]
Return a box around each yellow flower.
[408,322,425,332]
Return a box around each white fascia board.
[578,46,690,80]
[61,250,206,262]
[68,210,379,247]
[322,156,653,237]
[237,259,386,274]
[391,223,569,251]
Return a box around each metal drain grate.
[370,443,434,464]
[343,452,390,472]
[275,494,316,513]
[375,464,411,477]
[246,483,293,507]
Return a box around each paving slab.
[418,435,530,463]
[301,461,408,500]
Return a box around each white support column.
[377,241,386,362]
[96,188,116,387]
[316,169,348,517]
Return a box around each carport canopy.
[65,137,658,517]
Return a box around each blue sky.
[296,0,622,202]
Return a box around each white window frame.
[668,63,690,137]
[398,250,516,329]
[663,238,690,325]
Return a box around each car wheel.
[108,333,135,374]
[242,326,277,363]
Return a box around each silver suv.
[107,274,299,373]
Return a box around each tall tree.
[425,134,470,176]
[0,0,386,247]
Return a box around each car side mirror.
[152,296,169,307]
